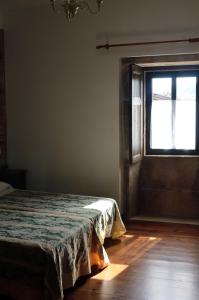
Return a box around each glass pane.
[175,77,196,150]
[152,77,171,99]
[151,78,172,149]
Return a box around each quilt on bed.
[0,190,126,300]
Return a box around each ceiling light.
[50,0,104,21]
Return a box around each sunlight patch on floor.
[123,234,135,238]
[149,237,158,240]
[91,263,128,281]
[92,236,161,281]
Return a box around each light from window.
[175,77,196,150]
[150,76,196,150]
[151,78,172,149]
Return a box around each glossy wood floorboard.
[64,221,199,300]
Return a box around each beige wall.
[2,0,199,210]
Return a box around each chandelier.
[50,0,104,21]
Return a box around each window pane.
[151,78,172,149]
[175,77,196,150]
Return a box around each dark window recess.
[145,69,199,155]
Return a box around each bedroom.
[0,0,199,299]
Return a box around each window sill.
[144,154,199,158]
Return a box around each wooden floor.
[64,221,199,300]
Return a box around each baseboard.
[128,215,199,225]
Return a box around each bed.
[0,182,126,300]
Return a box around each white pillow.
[0,181,14,196]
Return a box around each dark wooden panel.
[120,61,144,219]
[139,156,199,218]
[140,189,199,218]
[140,156,199,190]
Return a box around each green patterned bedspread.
[0,190,126,300]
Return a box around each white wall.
[3,0,199,210]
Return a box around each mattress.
[0,189,126,300]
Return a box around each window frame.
[145,67,199,156]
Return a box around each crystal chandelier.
[50,0,104,21]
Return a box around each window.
[145,68,199,155]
